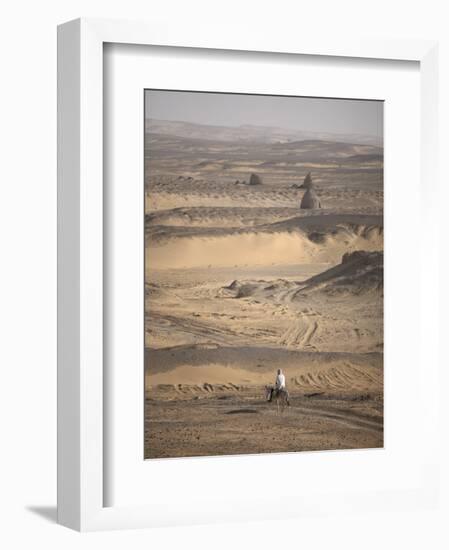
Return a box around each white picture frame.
[57,17,439,531]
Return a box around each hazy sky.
[145,90,383,139]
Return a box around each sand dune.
[147,231,317,269]
[146,213,383,270]
[146,228,382,269]
[146,345,382,394]
[147,361,382,396]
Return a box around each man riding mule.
[266,369,290,408]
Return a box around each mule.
[265,385,290,414]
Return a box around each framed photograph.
[58,18,440,531]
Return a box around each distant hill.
[145,118,383,147]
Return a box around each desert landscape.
[144,94,383,459]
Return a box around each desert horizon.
[144,91,383,459]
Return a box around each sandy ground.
[144,119,383,459]
[145,347,383,458]
[145,388,383,459]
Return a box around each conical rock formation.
[299,172,321,209]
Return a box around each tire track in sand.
[295,404,383,433]
[280,310,319,349]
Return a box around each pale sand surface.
[145,121,383,458]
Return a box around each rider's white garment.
[275,373,286,389]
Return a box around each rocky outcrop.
[249,173,263,185]
[299,172,322,209]
[300,251,383,296]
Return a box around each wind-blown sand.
[144,120,383,459]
